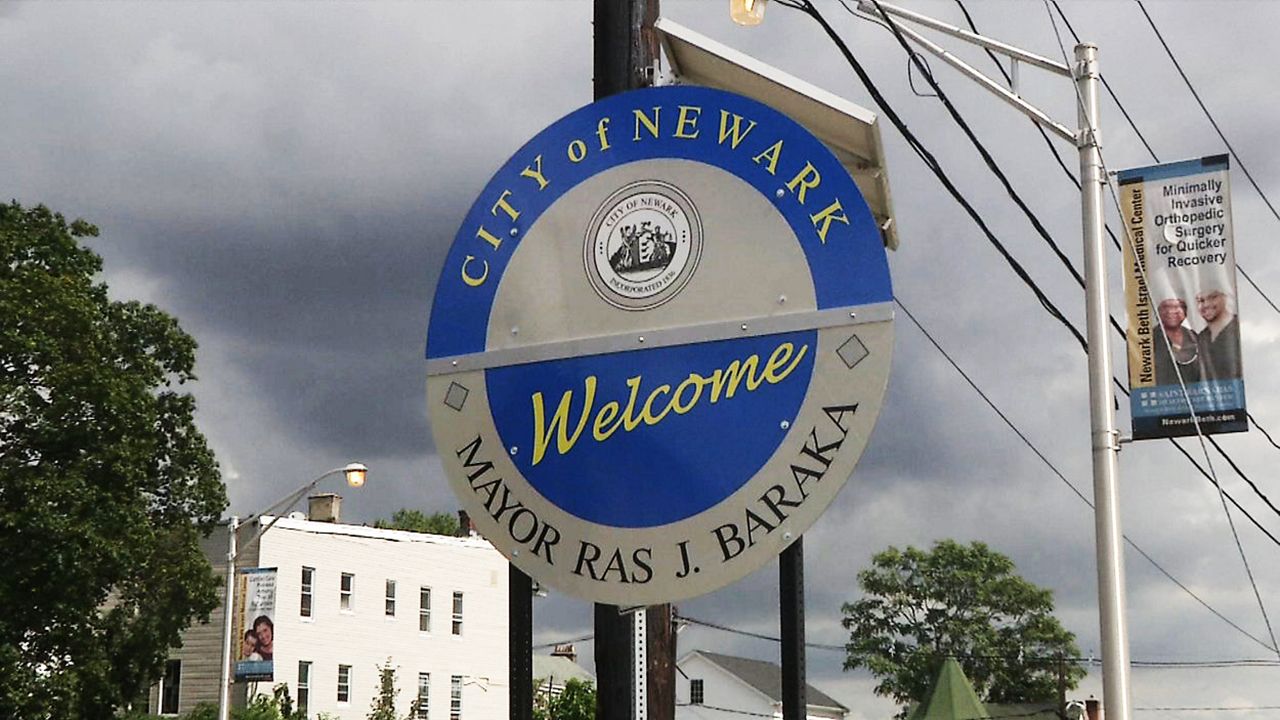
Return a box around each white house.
[146,498,509,719]
[675,650,848,720]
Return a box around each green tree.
[374,508,460,536]
[367,660,420,720]
[368,660,400,720]
[842,540,1085,712]
[532,678,596,720]
[0,202,226,718]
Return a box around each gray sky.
[3,1,1279,718]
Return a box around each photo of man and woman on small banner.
[233,567,277,682]
[1120,154,1247,440]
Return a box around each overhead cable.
[1041,1,1280,661]
[829,0,1280,534]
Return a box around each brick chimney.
[457,509,477,537]
[308,493,342,523]
[1086,698,1102,720]
[551,643,577,664]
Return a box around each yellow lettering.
[671,375,705,414]
[593,401,621,441]
[460,255,488,287]
[519,155,549,190]
[596,117,612,151]
[531,377,596,466]
[476,226,502,251]
[752,140,784,175]
[491,190,519,221]
[709,356,760,402]
[640,384,673,425]
[567,139,587,163]
[717,110,757,149]
[634,107,660,140]
[674,105,701,139]
[529,342,813,461]
[762,343,809,382]
[810,199,850,243]
[620,376,645,432]
[785,162,821,205]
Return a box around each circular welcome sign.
[426,85,893,605]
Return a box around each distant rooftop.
[255,515,494,550]
[692,651,847,711]
[533,655,595,687]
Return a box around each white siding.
[257,519,509,720]
[676,654,776,719]
[675,653,846,720]
[153,517,508,719]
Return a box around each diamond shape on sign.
[837,334,869,369]
[444,382,470,411]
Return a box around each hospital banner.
[232,567,277,682]
[1119,154,1247,439]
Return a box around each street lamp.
[730,0,767,26]
[216,463,369,720]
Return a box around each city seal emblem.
[584,180,702,310]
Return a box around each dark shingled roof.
[697,651,848,711]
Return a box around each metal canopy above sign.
[655,17,899,250]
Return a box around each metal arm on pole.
[855,0,1075,143]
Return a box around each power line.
[1134,707,1280,713]
[894,297,1278,655]
[785,0,1280,658]
[1047,0,1280,440]
[1133,1,1280,317]
[814,0,1280,538]
[786,0,1087,348]
[1040,1,1280,663]
[678,612,1280,668]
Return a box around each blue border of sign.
[426,85,892,359]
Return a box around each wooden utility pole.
[592,3,661,718]
[646,604,676,720]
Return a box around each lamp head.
[343,462,368,488]
[730,0,768,26]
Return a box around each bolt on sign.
[425,85,894,604]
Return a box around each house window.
[297,661,312,716]
[300,566,315,618]
[338,664,352,703]
[419,586,432,632]
[450,675,463,720]
[416,672,430,719]
[451,591,464,635]
[159,659,181,715]
[386,579,397,617]
[690,678,704,705]
[340,572,354,611]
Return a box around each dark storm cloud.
[4,1,1280,716]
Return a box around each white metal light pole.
[216,515,239,720]
[759,2,1133,717]
[1076,42,1133,720]
[216,462,369,720]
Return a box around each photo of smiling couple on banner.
[1120,155,1247,440]
[233,567,277,683]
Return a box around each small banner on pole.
[233,567,277,682]
[1119,154,1247,439]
